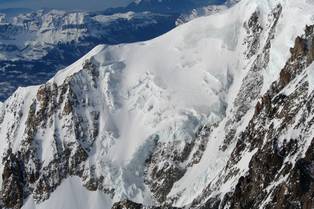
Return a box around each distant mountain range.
[105,0,225,14]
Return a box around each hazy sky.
[0,0,131,11]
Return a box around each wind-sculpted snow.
[1,0,314,208]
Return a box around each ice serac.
[1,0,314,209]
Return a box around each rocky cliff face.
[0,0,314,209]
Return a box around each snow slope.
[49,5,242,165]
[22,177,112,209]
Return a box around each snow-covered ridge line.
[0,9,175,61]
[0,7,179,101]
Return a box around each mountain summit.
[0,0,314,209]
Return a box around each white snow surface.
[51,5,242,166]
[1,0,314,208]
[22,177,112,209]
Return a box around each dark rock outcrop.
[225,24,314,209]
[1,150,25,209]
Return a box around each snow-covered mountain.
[0,9,178,101]
[0,1,230,102]
[1,0,314,209]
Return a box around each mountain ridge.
[0,0,231,102]
[0,9,178,101]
